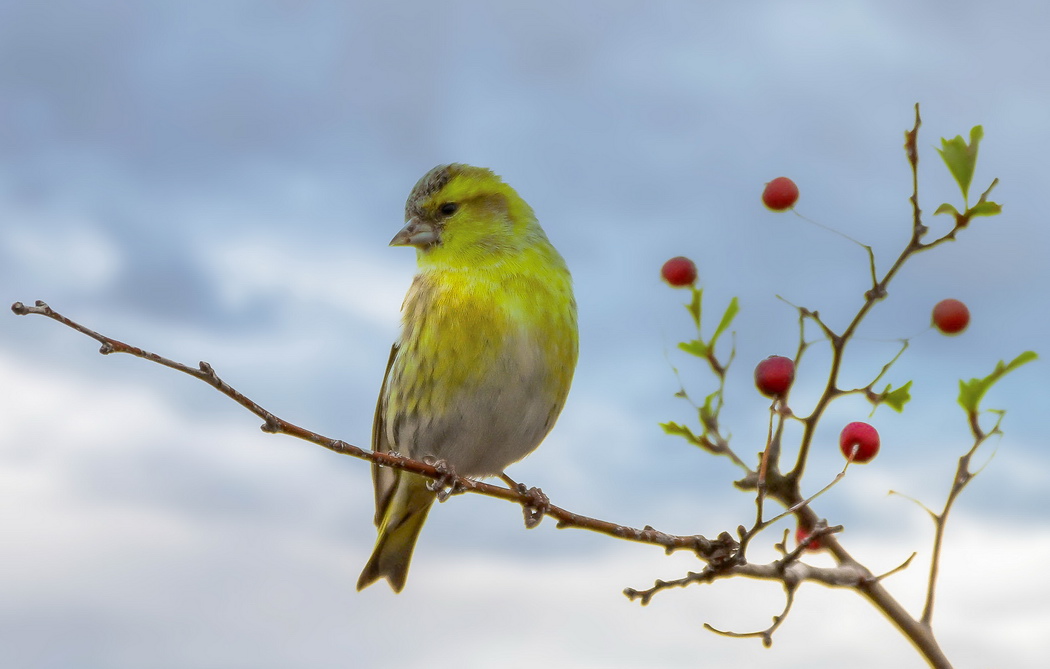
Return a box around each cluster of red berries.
[661,177,974,552]
[753,355,881,462]
[661,176,800,286]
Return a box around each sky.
[2,1,1048,667]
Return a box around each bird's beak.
[389,218,439,248]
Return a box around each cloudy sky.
[3,1,1048,667]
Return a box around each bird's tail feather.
[357,476,435,592]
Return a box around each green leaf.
[699,390,719,426]
[937,125,983,201]
[710,297,739,349]
[686,287,703,330]
[957,351,1038,413]
[661,421,700,444]
[879,381,913,413]
[934,203,959,217]
[678,339,708,358]
[967,200,1002,218]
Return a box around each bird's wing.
[370,342,399,526]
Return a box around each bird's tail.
[357,474,436,593]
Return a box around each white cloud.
[3,349,1044,668]
[198,234,407,330]
[3,1,1048,667]
[2,211,123,290]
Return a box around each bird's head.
[390,164,545,268]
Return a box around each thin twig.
[704,583,797,648]
[11,300,723,558]
[921,411,1000,626]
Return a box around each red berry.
[795,524,823,551]
[661,256,697,287]
[839,421,880,463]
[932,298,970,335]
[762,177,799,211]
[754,355,795,398]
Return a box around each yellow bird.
[357,164,578,592]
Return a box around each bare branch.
[874,552,917,582]
[704,583,797,648]
[626,553,873,607]
[921,412,1000,626]
[11,300,725,558]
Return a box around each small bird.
[357,164,578,592]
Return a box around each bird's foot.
[501,475,550,529]
[422,456,463,501]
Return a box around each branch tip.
[11,300,53,316]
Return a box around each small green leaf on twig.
[699,390,719,425]
[934,203,959,218]
[710,297,739,350]
[965,177,1001,219]
[678,339,708,358]
[967,200,1001,218]
[686,286,703,329]
[661,421,701,445]
[957,351,1038,413]
[878,381,913,413]
[937,125,983,202]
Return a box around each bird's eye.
[439,202,459,216]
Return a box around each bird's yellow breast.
[392,263,576,419]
